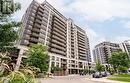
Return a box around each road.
[36,75,103,83]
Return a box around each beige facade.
[16,0,91,74]
[93,41,121,64]
[120,40,130,59]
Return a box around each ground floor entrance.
[69,69,80,74]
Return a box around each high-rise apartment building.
[93,41,121,64]
[16,0,91,74]
[120,40,130,59]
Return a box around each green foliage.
[25,44,49,73]
[96,60,105,72]
[0,53,11,64]
[108,77,130,82]
[0,1,21,21]
[83,69,89,74]
[114,74,130,77]
[0,22,21,52]
[118,66,128,73]
[108,74,130,82]
[1,69,35,83]
[0,53,11,77]
[109,52,129,72]
[0,62,36,83]
[51,66,62,73]
[0,0,21,52]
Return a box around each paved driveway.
[37,75,103,83]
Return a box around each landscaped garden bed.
[107,74,130,82]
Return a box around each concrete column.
[44,9,51,45]
[59,58,61,67]
[48,56,52,73]
[15,49,24,71]
[77,69,79,74]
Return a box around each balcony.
[31,9,37,13]
[53,20,66,30]
[78,44,85,49]
[29,16,35,22]
[78,47,86,51]
[79,50,86,54]
[32,5,38,10]
[53,27,66,37]
[21,40,29,45]
[40,29,46,35]
[31,32,39,37]
[32,28,40,33]
[53,24,66,33]
[78,41,85,46]
[39,5,44,10]
[34,24,41,28]
[79,56,87,61]
[28,21,33,26]
[52,35,66,44]
[78,32,84,36]
[30,37,38,43]
[38,38,45,43]
[36,15,43,20]
[79,53,86,57]
[51,39,66,48]
[35,19,42,24]
[39,33,46,39]
[53,17,66,27]
[51,43,66,52]
[23,35,30,40]
[52,31,66,40]
[50,48,66,56]
[43,13,49,19]
[38,7,44,13]
[37,12,43,17]
[78,36,85,41]
[27,25,32,30]
[24,29,31,35]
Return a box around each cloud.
[112,36,130,43]
[68,0,130,22]
[121,20,130,29]
[14,0,130,22]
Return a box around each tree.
[25,44,49,72]
[0,1,21,21]
[51,66,62,73]
[109,52,130,73]
[0,1,21,52]
[0,22,21,52]
[118,66,128,73]
[96,60,105,72]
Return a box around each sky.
[13,0,130,60]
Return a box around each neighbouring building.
[93,41,121,64]
[120,40,130,59]
[16,0,91,75]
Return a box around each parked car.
[101,72,107,77]
[92,72,102,78]
[127,69,130,74]
[106,72,111,76]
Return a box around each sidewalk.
[86,77,129,83]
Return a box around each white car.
[127,69,130,74]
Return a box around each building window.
[56,62,59,67]
[56,57,59,61]
[52,56,55,60]
[51,62,55,67]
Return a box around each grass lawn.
[107,74,130,82]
